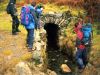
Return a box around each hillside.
[0,3,100,75]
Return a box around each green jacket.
[7,0,17,15]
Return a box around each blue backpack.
[35,7,42,18]
[82,23,92,45]
[20,5,34,26]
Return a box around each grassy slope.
[44,3,85,15]
[0,3,100,75]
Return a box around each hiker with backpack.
[20,1,38,52]
[74,17,93,46]
[33,4,44,43]
[6,0,20,35]
[74,18,92,72]
[35,4,44,29]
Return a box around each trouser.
[26,29,34,49]
[11,14,19,33]
[75,48,88,69]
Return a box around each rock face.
[32,50,42,64]
[15,62,49,75]
[16,62,32,75]
[41,13,67,27]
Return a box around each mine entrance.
[44,23,72,75]
[44,23,60,51]
[44,23,63,73]
[44,23,73,75]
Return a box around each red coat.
[74,28,83,40]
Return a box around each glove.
[14,12,18,16]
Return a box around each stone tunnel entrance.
[44,23,60,70]
[44,23,65,74]
[41,14,72,74]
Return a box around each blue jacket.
[25,5,37,29]
[36,8,42,18]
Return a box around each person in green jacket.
[7,0,20,35]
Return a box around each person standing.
[20,1,38,52]
[6,0,20,35]
[35,4,44,29]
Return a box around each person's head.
[75,22,78,27]
[9,0,16,4]
[78,18,83,24]
[86,16,92,23]
[36,4,44,9]
[31,1,36,7]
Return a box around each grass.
[44,3,85,16]
[0,3,7,12]
[20,53,32,61]
[0,12,26,34]
[2,50,13,56]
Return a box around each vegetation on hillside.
[0,1,100,75]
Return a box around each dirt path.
[0,30,34,74]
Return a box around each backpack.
[20,6,34,26]
[82,23,92,45]
[36,8,42,18]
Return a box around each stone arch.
[41,13,67,28]
[40,13,77,74]
[40,13,69,72]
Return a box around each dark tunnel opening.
[44,23,73,75]
[44,23,61,71]
[44,23,71,75]
[44,23,60,51]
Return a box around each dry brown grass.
[15,0,84,7]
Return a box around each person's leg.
[11,15,17,35]
[76,49,85,69]
[15,16,20,32]
[26,29,29,46]
[27,29,34,51]
[82,48,88,66]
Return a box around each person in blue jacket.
[25,1,38,52]
[35,4,43,29]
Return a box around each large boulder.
[16,62,32,75]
